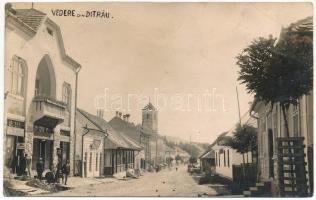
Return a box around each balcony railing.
[32,95,66,128]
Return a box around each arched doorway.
[32,55,59,170]
[34,54,56,98]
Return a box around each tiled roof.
[77,109,142,150]
[143,102,156,110]
[200,150,215,159]
[209,110,258,148]
[288,16,313,33]
[14,8,46,32]
[104,129,142,150]
[109,116,142,143]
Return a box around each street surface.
[50,165,217,197]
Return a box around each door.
[268,129,274,178]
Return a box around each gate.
[277,137,308,196]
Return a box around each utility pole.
[155,134,158,167]
[236,86,242,125]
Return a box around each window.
[8,56,25,96]
[215,152,217,166]
[146,113,149,119]
[227,150,230,167]
[62,83,71,109]
[84,152,87,161]
[89,152,92,172]
[47,27,53,36]
[96,153,98,171]
[100,153,102,169]
[218,152,220,167]
[224,150,226,167]
[293,104,299,136]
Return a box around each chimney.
[115,111,119,117]
[119,112,122,118]
[97,109,104,118]
[126,114,130,122]
[123,114,127,121]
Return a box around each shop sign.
[7,119,25,129]
[16,143,25,150]
[34,125,53,134]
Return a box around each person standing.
[62,160,70,185]
[26,154,32,177]
[18,154,26,176]
[36,158,44,180]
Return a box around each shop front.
[5,119,26,175]
[60,130,71,166]
[32,125,54,170]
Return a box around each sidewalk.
[66,176,117,188]
[4,175,123,196]
[4,178,50,196]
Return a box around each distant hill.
[163,135,188,144]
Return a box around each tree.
[189,156,197,164]
[237,27,313,137]
[229,124,257,163]
[175,155,182,162]
[228,124,257,187]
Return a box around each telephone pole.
[236,86,242,125]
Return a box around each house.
[109,112,150,170]
[212,112,257,180]
[4,5,81,176]
[199,149,215,173]
[74,109,106,178]
[249,16,313,197]
[174,146,190,163]
[164,145,176,166]
[74,109,142,177]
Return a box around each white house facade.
[4,7,81,175]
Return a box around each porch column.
[25,124,34,156]
[25,124,34,168]
[53,126,61,170]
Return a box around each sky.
[13,2,313,143]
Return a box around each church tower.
[142,102,158,134]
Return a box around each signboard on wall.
[16,143,25,150]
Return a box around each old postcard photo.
[3,1,313,197]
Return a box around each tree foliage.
[189,156,197,164]
[229,124,257,154]
[175,154,182,161]
[179,143,200,158]
[237,26,313,136]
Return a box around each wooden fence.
[232,163,257,191]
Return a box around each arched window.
[8,56,25,96]
[62,83,71,109]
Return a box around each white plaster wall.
[215,146,252,180]
[83,136,103,178]
[5,17,78,173]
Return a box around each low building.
[199,150,215,173]
[75,109,142,177]
[174,146,190,163]
[109,112,150,170]
[212,112,257,180]
[75,109,106,177]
